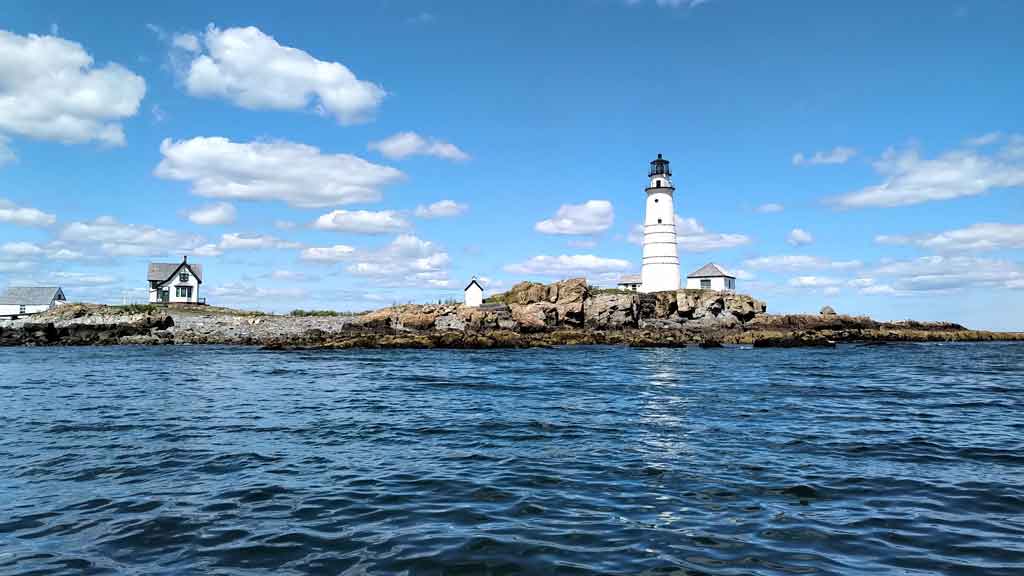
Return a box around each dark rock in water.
[699,340,724,348]
[753,333,837,348]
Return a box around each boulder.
[584,292,639,329]
[435,314,466,332]
[510,303,551,332]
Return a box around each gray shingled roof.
[687,263,734,279]
[148,261,203,283]
[0,286,64,305]
[618,274,642,284]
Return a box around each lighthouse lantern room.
[640,154,681,293]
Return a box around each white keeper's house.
[686,263,736,292]
[0,286,67,318]
[148,256,204,304]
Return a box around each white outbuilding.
[616,274,642,292]
[148,256,204,304]
[686,263,736,292]
[464,278,484,307]
[0,286,67,318]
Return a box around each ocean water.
[1,344,1023,575]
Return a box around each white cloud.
[268,270,317,282]
[345,234,452,287]
[181,25,384,124]
[504,254,630,276]
[155,137,404,208]
[0,136,14,167]
[536,200,614,235]
[1,242,44,257]
[875,223,1024,252]
[789,276,842,287]
[60,216,202,257]
[171,33,200,53]
[869,255,1024,293]
[369,132,469,161]
[0,261,32,272]
[312,209,410,234]
[792,146,856,166]
[627,216,750,251]
[52,271,117,286]
[832,139,1024,208]
[193,243,223,257]
[274,220,297,230]
[217,233,300,251]
[743,255,862,272]
[823,286,841,296]
[787,228,814,246]
[0,30,145,146]
[755,203,784,213]
[414,200,468,219]
[185,202,236,225]
[209,282,308,301]
[965,132,1001,147]
[48,248,85,261]
[677,217,750,251]
[300,245,356,262]
[0,198,57,227]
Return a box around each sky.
[1,1,1022,329]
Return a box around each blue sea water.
[1,343,1023,575]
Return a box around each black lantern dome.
[648,153,671,178]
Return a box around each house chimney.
[183,255,188,263]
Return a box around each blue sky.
[1,1,1022,329]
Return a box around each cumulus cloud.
[0,241,44,257]
[414,200,468,219]
[535,200,614,235]
[155,137,404,208]
[180,25,384,124]
[59,216,202,257]
[185,202,236,225]
[0,136,14,167]
[209,282,308,301]
[345,234,452,287]
[312,209,410,234]
[965,132,1001,147]
[756,203,784,213]
[504,254,630,276]
[630,216,749,251]
[0,30,145,146]
[875,223,1024,252]
[52,271,117,286]
[0,198,57,227]
[792,147,856,166]
[789,276,842,287]
[832,137,1024,208]
[743,254,862,271]
[217,233,300,251]
[368,132,469,161]
[300,245,356,262]
[0,261,32,272]
[787,228,814,246]
[870,255,1024,293]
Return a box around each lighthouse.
[640,154,680,293]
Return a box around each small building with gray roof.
[686,263,736,292]
[0,286,67,318]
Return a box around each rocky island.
[1,278,1020,348]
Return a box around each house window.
[176,286,193,299]
[727,278,735,290]
[19,305,26,314]
[179,272,189,282]
[701,279,711,289]
[657,218,662,223]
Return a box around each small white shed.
[0,286,66,318]
[686,263,736,292]
[464,278,484,307]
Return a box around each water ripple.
[1,343,1023,574]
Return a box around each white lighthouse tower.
[640,153,681,293]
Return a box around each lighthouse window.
[654,198,658,203]
[657,218,662,224]
[656,180,661,188]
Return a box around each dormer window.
[179,271,189,282]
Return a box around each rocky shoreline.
[2,278,1021,348]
